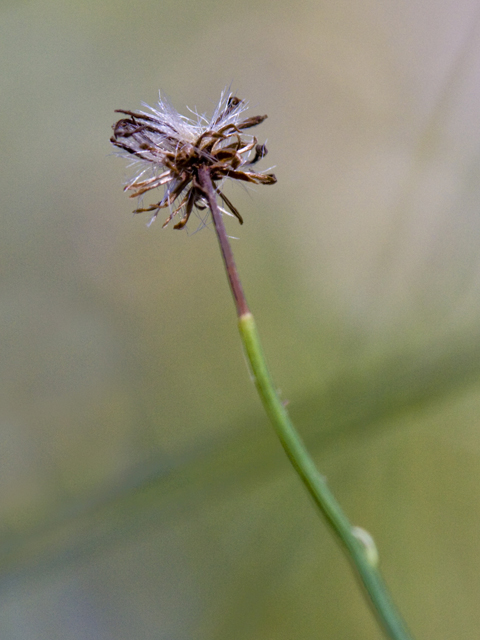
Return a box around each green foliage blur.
[2,0,480,638]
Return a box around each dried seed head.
[111,90,277,230]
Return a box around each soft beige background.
[2,0,480,638]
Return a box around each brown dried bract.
[111,92,276,229]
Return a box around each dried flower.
[111,91,277,229]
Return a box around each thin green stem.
[238,312,414,640]
[198,165,415,640]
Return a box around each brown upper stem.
[197,165,250,317]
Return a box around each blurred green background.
[2,0,480,637]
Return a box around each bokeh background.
[2,0,480,637]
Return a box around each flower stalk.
[197,166,415,640]
[197,165,249,317]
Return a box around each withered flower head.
[111,90,277,230]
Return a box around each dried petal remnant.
[111,92,276,229]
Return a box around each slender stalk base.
[238,312,414,640]
[198,165,415,640]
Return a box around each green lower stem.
[238,311,415,640]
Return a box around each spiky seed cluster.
[111,91,277,229]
